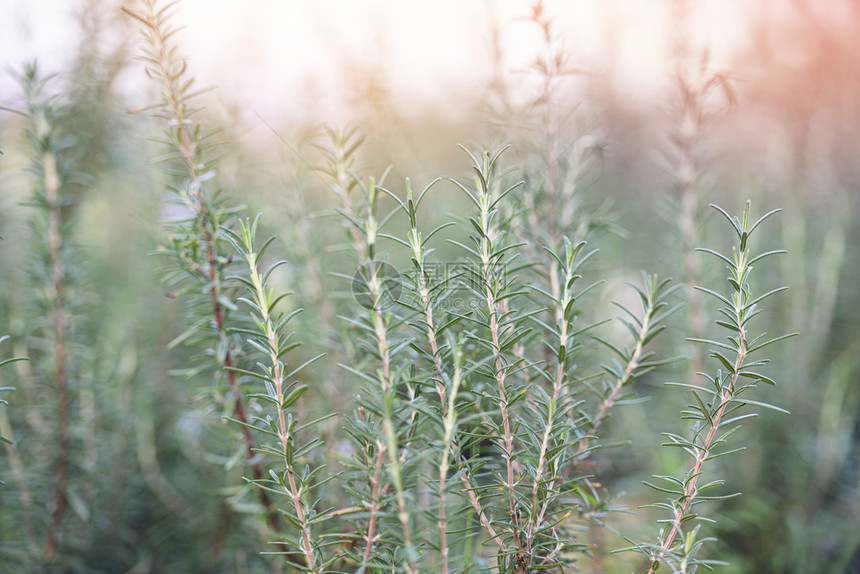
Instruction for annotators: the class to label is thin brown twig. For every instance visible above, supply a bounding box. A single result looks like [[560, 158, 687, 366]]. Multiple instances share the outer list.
[[42, 150, 68, 562], [485, 270, 524, 558], [362, 442, 387, 565]]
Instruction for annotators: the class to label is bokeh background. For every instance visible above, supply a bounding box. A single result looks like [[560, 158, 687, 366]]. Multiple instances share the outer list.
[[0, 0, 858, 572]]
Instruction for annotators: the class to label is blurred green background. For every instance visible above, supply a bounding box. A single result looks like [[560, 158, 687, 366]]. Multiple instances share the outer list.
[[0, 0, 858, 572]]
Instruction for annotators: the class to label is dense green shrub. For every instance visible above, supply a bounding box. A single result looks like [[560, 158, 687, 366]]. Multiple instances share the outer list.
[[113, 2, 796, 572], [3, 0, 858, 572]]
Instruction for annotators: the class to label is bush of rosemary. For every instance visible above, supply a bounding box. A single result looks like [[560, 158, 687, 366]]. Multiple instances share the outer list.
[[5, 0, 843, 571], [110, 2, 797, 572]]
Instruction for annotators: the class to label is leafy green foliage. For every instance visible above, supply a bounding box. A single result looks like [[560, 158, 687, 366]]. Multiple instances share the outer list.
[[123, 0, 289, 541], [3, 0, 841, 572], [225, 216, 331, 571], [117, 3, 797, 571], [304, 136, 689, 572], [622, 202, 797, 573]]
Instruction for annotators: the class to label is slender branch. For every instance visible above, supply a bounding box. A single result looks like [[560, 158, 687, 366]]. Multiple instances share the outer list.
[[405, 183, 496, 567], [244, 243, 318, 571], [42, 149, 68, 563], [647, 308, 747, 573], [373, 304, 418, 574], [408, 213, 454, 570], [127, 0, 279, 532], [528, 360, 564, 545], [361, 442, 387, 566], [640, 203, 790, 572], [485, 251, 523, 555], [528, 247, 579, 554], [417, 276, 453, 572], [457, 451, 507, 554]]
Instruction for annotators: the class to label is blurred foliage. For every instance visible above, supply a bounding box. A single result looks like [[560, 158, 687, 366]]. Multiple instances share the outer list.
[[0, 0, 858, 572]]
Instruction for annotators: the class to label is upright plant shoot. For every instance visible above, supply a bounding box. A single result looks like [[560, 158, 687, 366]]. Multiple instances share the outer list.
[[627, 202, 795, 573]]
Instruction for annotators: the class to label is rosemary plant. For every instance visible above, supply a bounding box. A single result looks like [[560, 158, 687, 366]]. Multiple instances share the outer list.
[[121, 2, 794, 572], [8, 64, 85, 563], [225, 216, 331, 572], [625, 202, 796, 573], [123, 0, 285, 535], [318, 140, 681, 572], [1, 31, 129, 564]]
